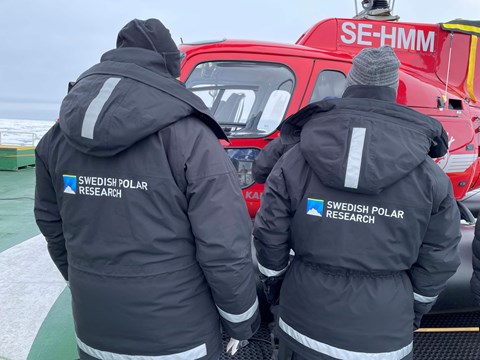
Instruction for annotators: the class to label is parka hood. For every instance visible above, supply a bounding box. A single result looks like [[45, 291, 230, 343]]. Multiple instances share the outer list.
[[281, 86, 448, 195], [116, 18, 181, 77], [59, 48, 227, 157]]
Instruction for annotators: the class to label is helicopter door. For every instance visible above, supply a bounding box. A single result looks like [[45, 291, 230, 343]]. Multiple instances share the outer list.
[[301, 60, 349, 107]]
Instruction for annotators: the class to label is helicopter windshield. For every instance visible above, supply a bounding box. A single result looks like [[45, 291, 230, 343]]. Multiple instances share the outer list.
[[185, 61, 295, 138]]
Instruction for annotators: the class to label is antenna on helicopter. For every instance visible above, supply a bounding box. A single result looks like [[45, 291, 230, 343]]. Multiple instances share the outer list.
[[354, 0, 400, 21]]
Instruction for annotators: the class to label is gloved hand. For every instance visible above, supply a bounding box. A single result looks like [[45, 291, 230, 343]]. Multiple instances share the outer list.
[[226, 338, 249, 356], [226, 338, 240, 356]]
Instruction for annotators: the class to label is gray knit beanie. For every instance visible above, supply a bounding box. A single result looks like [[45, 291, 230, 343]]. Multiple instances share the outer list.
[[345, 46, 400, 90]]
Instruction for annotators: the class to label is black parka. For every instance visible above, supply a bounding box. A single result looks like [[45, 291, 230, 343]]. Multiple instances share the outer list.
[[254, 86, 461, 360], [34, 46, 259, 360], [252, 137, 295, 184]]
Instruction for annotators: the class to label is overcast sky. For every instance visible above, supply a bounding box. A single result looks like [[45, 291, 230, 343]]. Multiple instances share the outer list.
[[1, 0, 478, 120]]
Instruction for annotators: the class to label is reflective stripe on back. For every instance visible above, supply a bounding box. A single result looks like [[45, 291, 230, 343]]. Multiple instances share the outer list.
[[76, 336, 207, 360], [344, 127, 366, 189], [279, 317, 412, 360], [81, 77, 122, 140]]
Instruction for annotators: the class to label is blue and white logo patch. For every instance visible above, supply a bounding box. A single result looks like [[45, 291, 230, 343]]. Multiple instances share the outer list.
[[306, 198, 324, 217], [63, 174, 77, 194]]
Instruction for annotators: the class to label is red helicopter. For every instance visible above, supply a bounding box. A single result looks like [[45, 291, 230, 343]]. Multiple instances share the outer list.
[[179, 0, 480, 311]]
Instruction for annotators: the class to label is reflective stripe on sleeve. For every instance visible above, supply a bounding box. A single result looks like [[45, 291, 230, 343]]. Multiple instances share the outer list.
[[81, 77, 122, 140], [344, 127, 366, 189], [414, 292, 438, 303], [216, 297, 259, 323], [279, 318, 412, 360], [257, 262, 288, 277], [76, 336, 207, 360]]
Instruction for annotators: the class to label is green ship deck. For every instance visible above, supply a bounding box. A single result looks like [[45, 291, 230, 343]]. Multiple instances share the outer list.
[[0, 167, 77, 360]]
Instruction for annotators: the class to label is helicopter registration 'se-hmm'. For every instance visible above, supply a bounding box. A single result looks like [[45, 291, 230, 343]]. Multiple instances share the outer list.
[[179, 0, 480, 312]]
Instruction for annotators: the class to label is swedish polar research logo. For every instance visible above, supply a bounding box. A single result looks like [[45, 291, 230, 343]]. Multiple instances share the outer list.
[[306, 198, 324, 217], [63, 174, 77, 194]]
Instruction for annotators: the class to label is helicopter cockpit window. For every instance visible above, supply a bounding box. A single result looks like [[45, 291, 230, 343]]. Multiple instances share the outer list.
[[309, 70, 346, 103], [257, 90, 290, 134], [186, 61, 295, 138]]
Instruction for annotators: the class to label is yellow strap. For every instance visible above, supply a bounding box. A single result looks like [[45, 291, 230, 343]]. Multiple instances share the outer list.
[[442, 23, 480, 35], [467, 35, 478, 103]]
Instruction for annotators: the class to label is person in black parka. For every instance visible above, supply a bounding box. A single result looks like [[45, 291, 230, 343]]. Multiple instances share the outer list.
[[252, 133, 294, 184], [34, 19, 259, 360], [254, 46, 461, 360], [252, 97, 337, 185]]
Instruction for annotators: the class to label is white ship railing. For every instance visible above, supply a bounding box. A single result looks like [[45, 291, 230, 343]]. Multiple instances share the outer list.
[[0, 131, 38, 146]]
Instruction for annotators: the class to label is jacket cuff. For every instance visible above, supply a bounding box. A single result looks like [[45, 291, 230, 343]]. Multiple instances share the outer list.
[[413, 292, 438, 329], [217, 298, 261, 340], [257, 261, 288, 277]]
